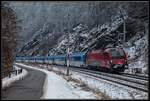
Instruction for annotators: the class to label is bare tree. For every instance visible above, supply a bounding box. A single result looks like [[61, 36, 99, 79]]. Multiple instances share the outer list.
[[1, 2, 21, 77]]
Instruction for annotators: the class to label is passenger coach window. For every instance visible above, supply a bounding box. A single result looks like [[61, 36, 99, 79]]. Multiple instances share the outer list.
[[74, 56, 81, 61]]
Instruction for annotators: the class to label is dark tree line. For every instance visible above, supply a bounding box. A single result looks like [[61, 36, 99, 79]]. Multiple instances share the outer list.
[[1, 2, 21, 77]]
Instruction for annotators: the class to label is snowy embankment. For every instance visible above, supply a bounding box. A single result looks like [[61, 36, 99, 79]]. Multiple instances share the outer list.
[[44, 65, 148, 99], [41, 71, 97, 99], [15, 63, 101, 99], [2, 66, 28, 89]]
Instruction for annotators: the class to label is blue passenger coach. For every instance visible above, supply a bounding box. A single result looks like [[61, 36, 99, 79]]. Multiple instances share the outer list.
[[53, 55, 66, 65], [16, 52, 87, 68], [47, 56, 54, 64], [69, 52, 86, 67]]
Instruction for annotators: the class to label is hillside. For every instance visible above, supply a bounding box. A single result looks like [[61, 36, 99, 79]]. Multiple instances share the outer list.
[[10, 2, 148, 74]]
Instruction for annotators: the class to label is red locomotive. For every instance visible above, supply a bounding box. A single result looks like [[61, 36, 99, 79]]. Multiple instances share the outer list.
[[86, 47, 128, 72]]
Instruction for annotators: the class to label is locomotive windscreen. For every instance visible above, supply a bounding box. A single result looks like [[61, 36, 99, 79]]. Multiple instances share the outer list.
[[111, 49, 125, 59]]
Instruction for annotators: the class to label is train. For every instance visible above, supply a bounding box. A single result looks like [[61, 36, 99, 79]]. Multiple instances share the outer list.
[[16, 47, 128, 72]]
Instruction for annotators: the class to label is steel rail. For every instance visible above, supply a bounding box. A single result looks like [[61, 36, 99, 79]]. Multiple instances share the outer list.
[[70, 68, 148, 92]]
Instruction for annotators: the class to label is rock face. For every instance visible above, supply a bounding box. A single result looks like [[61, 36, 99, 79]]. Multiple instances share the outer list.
[[11, 2, 148, 73], [18, 23, 62, 56]]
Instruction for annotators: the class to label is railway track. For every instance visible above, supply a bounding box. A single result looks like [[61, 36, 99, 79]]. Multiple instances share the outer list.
[[37, 63, 148, 92], [70, 66, 148, 82], [69, 67, 148, 92], [121, 73, 148, 81]]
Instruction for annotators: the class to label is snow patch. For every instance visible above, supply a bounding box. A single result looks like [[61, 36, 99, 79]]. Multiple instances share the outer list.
[[2, 66, 28, 89], [47, 65, 148, 99]]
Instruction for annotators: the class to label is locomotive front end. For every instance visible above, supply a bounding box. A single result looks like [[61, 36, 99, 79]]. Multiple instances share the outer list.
[[108, 48, 128, 72]]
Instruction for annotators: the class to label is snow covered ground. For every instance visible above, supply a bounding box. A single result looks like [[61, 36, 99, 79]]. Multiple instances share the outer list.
[[15, 63, 102, 99], [41, 71, 98, 99], [2, 66, 28, 89], [15, 63, 148, 99], [43, 65, 148, 99]]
